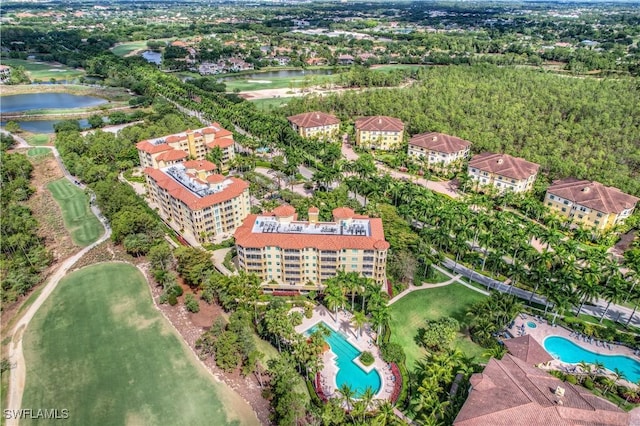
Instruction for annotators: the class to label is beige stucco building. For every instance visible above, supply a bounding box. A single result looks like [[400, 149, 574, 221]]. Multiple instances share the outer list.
[[408, 132, 471, 170], [287, 111, 340, 139], [234, 206, 389, 291], [544, 178, 638, 231], [354, 116, 404, 150], [468, 152, 539, 194]]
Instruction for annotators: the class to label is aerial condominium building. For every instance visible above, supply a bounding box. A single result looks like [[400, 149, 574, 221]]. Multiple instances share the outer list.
[[143, 160, 250, 244], [354, 116, 404, 150], [544, 178, 638, 231], [287, 111, 340, 139], [234, 206, 390, 291], [408, 132, 471, 170], [468, 152, 540, 194], [136, 124, 235, 170]]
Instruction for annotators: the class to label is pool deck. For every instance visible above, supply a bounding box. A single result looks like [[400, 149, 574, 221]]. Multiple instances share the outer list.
[[508, 313, 639, 385], [294, 304, 394, 404]]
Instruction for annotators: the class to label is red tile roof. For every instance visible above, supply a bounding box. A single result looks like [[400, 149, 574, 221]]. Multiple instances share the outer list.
[[287, 111, 340, 128], [454, 354, 628, 426], [332, 207, 355, 219], [409, 132, 471, 153], [166, 134, 187, 143], [207, 138, 234, 149], [469, 152, 540, 180], [156, 149, 188, 162], [206, 174, 225, 184], [183, 160, 216, 172], [503, 335, 553, 365], [136, 140, 173, 154], [234, 214, 390, 251], [272, 205, 297, 217], [355, 116, 404, 132], [144, 167, 248, 210], [547, 178, 638, 214]]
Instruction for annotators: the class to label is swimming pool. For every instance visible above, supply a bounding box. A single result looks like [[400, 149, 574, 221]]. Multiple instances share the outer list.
[[527, 321, 537, 328], [307, 323, 381, 396], [544, 336, 640, 382]]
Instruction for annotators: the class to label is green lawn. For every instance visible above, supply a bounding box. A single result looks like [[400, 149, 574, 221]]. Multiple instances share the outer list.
[[110, 40, 150, 56], [27, 147, 51, 158], [22, 263, 257, 426], [225, 74, 336, 92], [250, 97, 293, 110], [389, 284, 488, 369], [372, 64, 426, 72], [46, 178, 103, 246], [0, 59, 84, 81], [25, 134, 50, 146]]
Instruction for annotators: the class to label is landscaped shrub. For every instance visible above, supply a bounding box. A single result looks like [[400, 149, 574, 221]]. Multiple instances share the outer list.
[[360, 351, 374, 366], [381, 342, 406, 364], [185, 293, 200, 313], [306, 379, 322, 407], [583, 378, 595, 390], [168, 293, 178, 306], [169, 285, 183, 297], [565, 374, 577, 385], [304, 305, 313, 319]]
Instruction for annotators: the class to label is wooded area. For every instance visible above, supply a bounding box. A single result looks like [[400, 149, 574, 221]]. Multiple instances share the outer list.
[[285, 65, 640, 196]]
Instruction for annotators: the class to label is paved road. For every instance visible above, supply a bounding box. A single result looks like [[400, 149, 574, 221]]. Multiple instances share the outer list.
[[3, 130, 112, 426], [441, 258, 640, 328]]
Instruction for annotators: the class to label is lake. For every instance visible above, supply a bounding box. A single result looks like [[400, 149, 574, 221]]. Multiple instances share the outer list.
[[141, 50, 162, 65], [220, 69, 334, 81], [1, 119, 91, 133], [0, 93, 107, 113]]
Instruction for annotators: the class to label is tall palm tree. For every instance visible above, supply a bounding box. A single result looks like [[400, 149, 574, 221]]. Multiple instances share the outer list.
[[339, 383, 356, 413], [599, 271, 626, 324], [352, 311, 367, 339], [325, 280, 346, 323], [373, 401, 398, 426], [359, 386, 376, 419]]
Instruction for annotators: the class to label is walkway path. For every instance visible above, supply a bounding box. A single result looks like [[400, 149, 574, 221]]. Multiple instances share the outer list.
[[340, 142, 460, 199], [388, 266, 489, 306], [3, 130, 111, 426], [211, 248, 236, 276]]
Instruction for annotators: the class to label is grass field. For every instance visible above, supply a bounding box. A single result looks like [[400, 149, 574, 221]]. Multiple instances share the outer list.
[[46, 178, 103, 246], [389, 284, 488, 369], [0, 59, 84, 81], [26, 147, 51, 158], [110, 40, 150, 57], [22, 263, 257, 426], [250, 97, 293, 110], [225, 74, 336, 92], [25, 134, 50, 146]]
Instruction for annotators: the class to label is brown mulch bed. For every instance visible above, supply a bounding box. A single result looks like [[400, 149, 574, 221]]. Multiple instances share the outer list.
[[141, 265, 272, 425]]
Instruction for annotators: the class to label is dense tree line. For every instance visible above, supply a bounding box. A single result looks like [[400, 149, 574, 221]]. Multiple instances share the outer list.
[[285, 64, 640, 196], [0, 135, 51, 303]]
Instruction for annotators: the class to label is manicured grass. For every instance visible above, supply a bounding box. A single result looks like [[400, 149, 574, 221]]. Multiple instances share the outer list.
[[372, 64, 425, 72], [389, 284, 488, 369], [225, 74, 336, 92], [110, 40, 150, 56], [25, 134, 50, 146], [0, 59, 84, 81], [46, 178, 103, 246], [250, 97, 293, 110], [22, 263, 257, 426], [27, 147, 51, 158]]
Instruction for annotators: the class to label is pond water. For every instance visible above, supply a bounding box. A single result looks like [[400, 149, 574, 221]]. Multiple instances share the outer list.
[[1, 119, 91, 133], [220, 68, 334, 80], [0, 93, 107, 113], [141, 50, 162, 65]]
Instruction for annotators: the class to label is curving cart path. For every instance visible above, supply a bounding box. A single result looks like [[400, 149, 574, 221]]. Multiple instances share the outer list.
[[2, 130, 111, 426]]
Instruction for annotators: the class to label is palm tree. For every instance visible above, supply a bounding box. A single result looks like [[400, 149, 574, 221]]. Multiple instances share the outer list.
[[599, 271, 626, 324], [483, 345, 508, 359], [371, 304, 390, 344], [359, 386, 376, 419], [339, 383, 356, 413], [604, 369, 626, 395], [352, 311, 367, 339], [325, 280, 346, 323], [372, 401, 398, 426]]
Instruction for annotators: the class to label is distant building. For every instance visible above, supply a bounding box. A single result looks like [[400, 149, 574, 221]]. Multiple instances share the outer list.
[[544, 178, 638, 231], [234, 206, 389, 290], [144, 161, 250, 244], [468, 152, 539, 194], [354, 116, 404, 150], [454, 354, 628, 426], [136, 124, 235, 171], [408, 132, 471, 171], [287, 111, 340, 139], [337, 54, 355, 65]]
